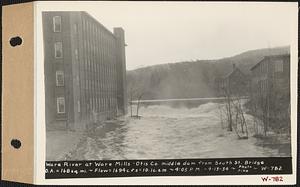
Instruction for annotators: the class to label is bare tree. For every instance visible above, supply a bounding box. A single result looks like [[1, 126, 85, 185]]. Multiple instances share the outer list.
[[217, 101, 226, 129], [129, 87, 133, 117], [249, 82, 272, 137], [248, 96, 260, 136], [217, 77, 249, 139], [135, 92, 144, 119], [128, 84, 144, 119], [232, 95, 248, 139], [222, 87, 233, 131]]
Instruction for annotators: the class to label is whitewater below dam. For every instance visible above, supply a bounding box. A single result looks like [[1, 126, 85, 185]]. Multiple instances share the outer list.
[[65, 102, 290, 160]]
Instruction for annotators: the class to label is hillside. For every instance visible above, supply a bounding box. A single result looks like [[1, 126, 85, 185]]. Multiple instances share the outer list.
[[127, 46, 290, 100], [214, 46, 290, 76]]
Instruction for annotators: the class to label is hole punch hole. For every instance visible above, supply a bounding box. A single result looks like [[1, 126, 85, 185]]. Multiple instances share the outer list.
[[10, 36, 22, 47], [11, 139, 21, 149]]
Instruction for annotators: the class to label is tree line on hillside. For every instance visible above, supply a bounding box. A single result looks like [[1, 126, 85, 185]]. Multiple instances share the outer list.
[[127, 46, 289, 101]]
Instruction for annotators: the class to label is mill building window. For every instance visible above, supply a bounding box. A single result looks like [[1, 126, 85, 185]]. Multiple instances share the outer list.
[[274, 60, 284, 72], [54, 42, 63, 58], [53, 16, 61, 32], [73, 23, 78, 34], [56, 97, 65, 114], [75, 49, 79, 60], [77, 100, 81, 113], [56, 71, 64, 86]]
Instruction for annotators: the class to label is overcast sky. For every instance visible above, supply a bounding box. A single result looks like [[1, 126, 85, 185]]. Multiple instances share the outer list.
[[38, 1, 297, 70]]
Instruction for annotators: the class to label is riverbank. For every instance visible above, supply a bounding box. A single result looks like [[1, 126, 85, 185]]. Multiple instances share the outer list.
[[46, 130, 85, 161], [63, 118, 127, 160]]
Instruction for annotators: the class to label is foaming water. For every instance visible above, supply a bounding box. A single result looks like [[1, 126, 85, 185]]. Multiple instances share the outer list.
[[77, 102, 284, 160], [137, 102, 220, 119]]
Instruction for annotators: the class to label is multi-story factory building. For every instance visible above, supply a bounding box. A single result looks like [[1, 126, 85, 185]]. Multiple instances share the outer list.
[[249, 54, 290, 130], [250, 54, 290, 98], [42, 11, 127, 131]]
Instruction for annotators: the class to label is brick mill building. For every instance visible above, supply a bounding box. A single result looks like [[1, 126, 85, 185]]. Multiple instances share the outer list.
[[42, 12, 127, 131]]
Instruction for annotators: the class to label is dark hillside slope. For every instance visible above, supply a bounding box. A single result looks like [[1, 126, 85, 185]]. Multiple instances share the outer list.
[[127, 46, 289, 100]]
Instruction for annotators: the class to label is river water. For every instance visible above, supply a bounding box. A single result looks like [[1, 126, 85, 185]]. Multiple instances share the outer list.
[[69, 102, 289, 160]]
